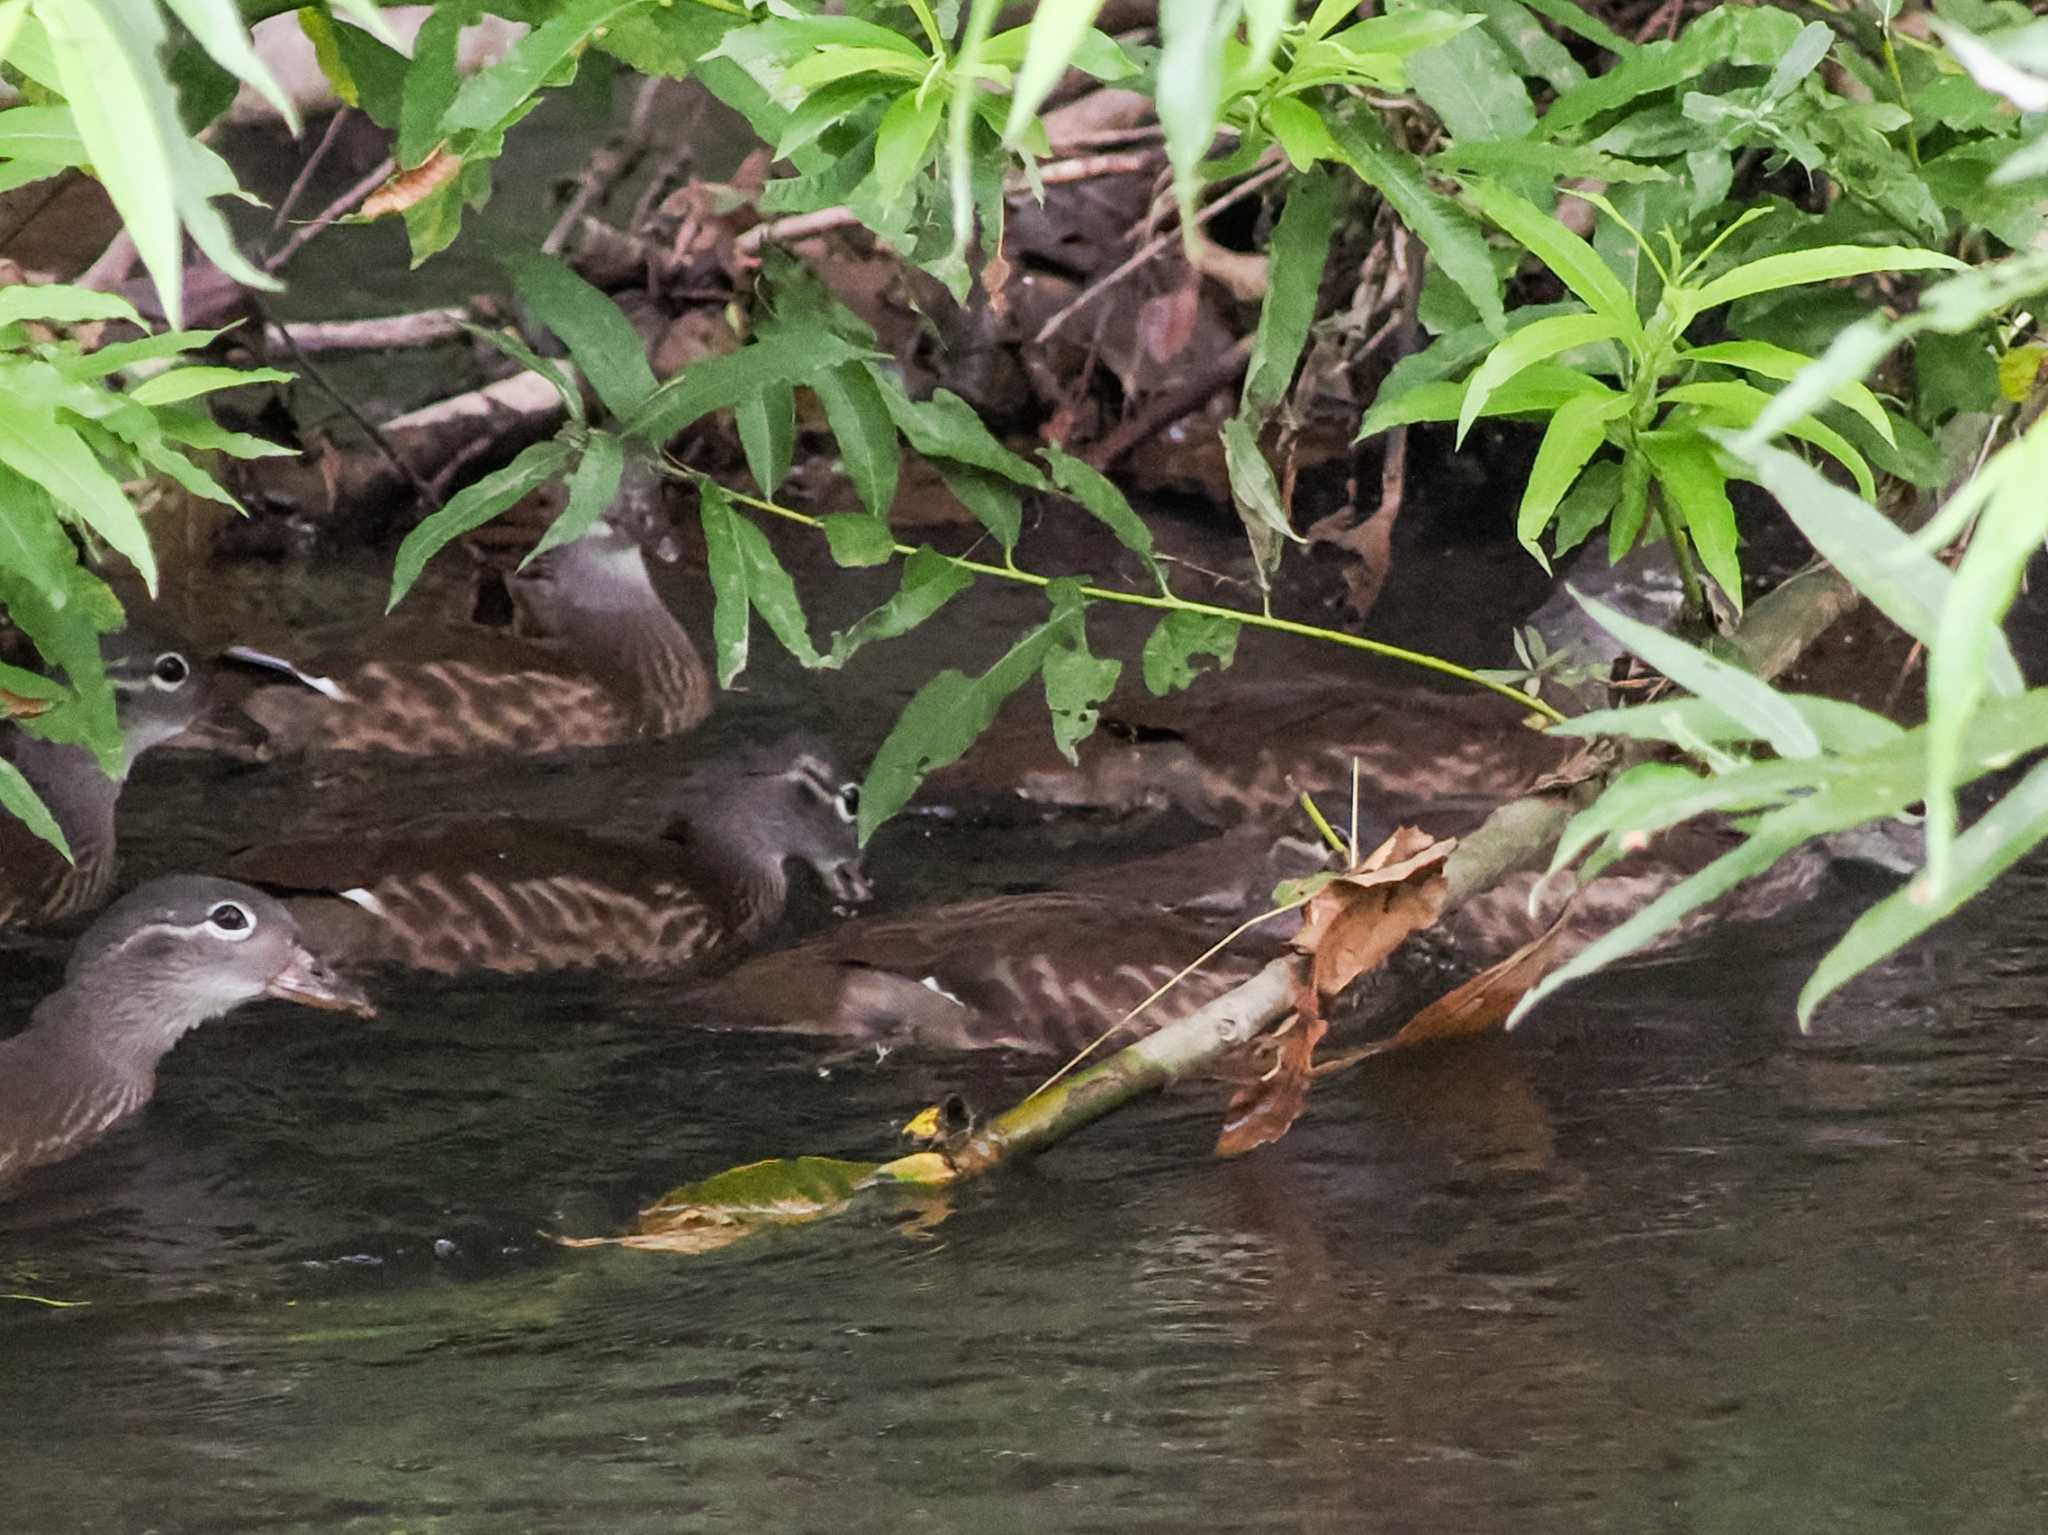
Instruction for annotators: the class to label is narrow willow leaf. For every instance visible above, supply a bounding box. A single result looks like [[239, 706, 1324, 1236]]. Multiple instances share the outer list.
[[506, 252, 657, 422], [1663, 381, 1875, 500], [1156, 0, 1239, 237], [1763, 20, 1833, 101], [1738, 438, 2022, 696], [1432, 139, 1667, 184], [1516, 392, 1626, 559], [136, 440, 237, 507], [1242, 167, 1335, 423], [1458, 311, 1625, 445], [1797, 757, 2048, 1029], [1639, 429, 1740, 609], [443, 0, 638, 132], [1221, 415, 1292, 588], [631, 331, 870, 443], [1043, 622, 1120, 763], [1730, 316, 1897, 457], [525, 431, 625, 566], [1142, 608, 1239, 694], [388, 438, 573, 609], [0, 405, 155, 591], [1573, 589, 1821, 758], [59, 327, 227, 380], [1001, 0, 1106, 142], [0, 285, 140, 329], [822, 512, 896, 567], [1404, 11, 1535, 147], [870, 86, 944, 207], [698, 479, 752, 686], [152, 405, 294, 459], [1679, 340, 1895, 446], [1463, 177, 1641, 343], [1512, 0, 1630, 54], [877, 381, 1047, 488], [462, 320, 583, 421], [1264, 95, 1337, 170], [163, 0, 299, 130], [1552, 456, 1619, 556], [0, 466, 70, 601], [1686, 245, 1967, 316], [1328, 116, 1504, 335], [933, 463, 1022, 555], [1360, 365, 1619, 438], [813, 361, 899, 518], [1042, 443, 1166, 591], [1553, 693, 1905, 754], [1546, 761, 1707, 873], [42, 0, 181, 327], [858, 607, 1074, 840], [0, 559, 124, 774], [735, 381, 795, 495], [127, 366, 293, 406], [1924, 423, 2048, 891], [826, 545, 974, 666], [0, 754, 68, 860]]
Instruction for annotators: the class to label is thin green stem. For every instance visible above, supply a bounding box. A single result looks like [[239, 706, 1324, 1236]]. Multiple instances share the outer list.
[[712, 482, 1570, 725], [1649, 481, 1708, 620], [1880, 25, 1921, 167]]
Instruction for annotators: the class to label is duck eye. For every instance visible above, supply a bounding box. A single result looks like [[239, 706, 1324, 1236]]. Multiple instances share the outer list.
[[153, 652, 190, 689], [207, 901, 253, 936], [835, 783, 860, 822]]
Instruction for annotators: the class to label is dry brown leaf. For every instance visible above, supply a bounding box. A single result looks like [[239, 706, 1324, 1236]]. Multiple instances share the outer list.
[[0, 690, 50, 720], [1388, 906, 1575, 1048], [362, 149, 462, 220], [1136, 278, 1200, 363], [1217, 827, 1452, 1157]]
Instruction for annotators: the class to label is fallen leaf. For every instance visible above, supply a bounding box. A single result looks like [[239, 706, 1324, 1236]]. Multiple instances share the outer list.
[[1136, 277, 1200, 363], [362, 149, 462, 219], [1217, 826, 1452, 1156], [0, 690, 50, 719]]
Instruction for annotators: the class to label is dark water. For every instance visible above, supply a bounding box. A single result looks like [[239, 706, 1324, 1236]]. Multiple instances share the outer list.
[[7, 544, 2048, 1534]]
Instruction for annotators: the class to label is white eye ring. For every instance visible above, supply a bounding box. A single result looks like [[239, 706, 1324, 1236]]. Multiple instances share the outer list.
[[207, 901, 255, 939], [152, 652, 191, 690], [835, 783, 860, 823]]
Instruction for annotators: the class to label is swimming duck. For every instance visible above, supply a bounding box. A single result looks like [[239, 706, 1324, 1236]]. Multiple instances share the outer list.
[[0, 876, 373, 1182], [225, 739, 872, 976], [1, 627, 218, 930], [237, 470, 711, 756]]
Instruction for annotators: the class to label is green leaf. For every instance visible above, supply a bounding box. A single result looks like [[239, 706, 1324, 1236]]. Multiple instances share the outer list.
[[163, 0, 299, 131], [1432, 138, 1667, 184], [869, 84, 945, 207], [1573, 589, 1822, 759], [1608, 448, 1651, 561], [0, 402, 154, 592], [388, 438, 573, 609], [877, 380, 1046, 489], [462, 320, 583, 422], [329, 16, 409, 128], [126, 365, 292, 406], [1662, 380, 1875, 500], [1738, 438, 2022, 696], [1142, 608, 1240, 694], [1641, 429, 1741, 609], [1043, 621, 1120, 763], [505, 251, 656, 423], [1221, 414, 1293, 589], [1552, 456, 1618, 557], [152, 405, 293, 459], [1458, 311, 1625, 445], [1328, 116, 1504, 336], [1042, 443, 1166, 591], [1001, 0, 1107, 142], [0, 463, 72, 602], [1464, 178, 1641, 344], [826, 545, 974, 666], [630, 331, 870, 443], [1242, 166, 1335, 423], [398, 0, 468, 168], [1554, 692, 1905, 755], [1264, 95, 1338, 169], [1680, 340, 1894, 446], [822, 512, 896, 568], [1797, 758, 2048, 1028], [0, 753, 68, 860], [1156, 0, 1240, 238], [526, 431, 626, 566], [933, 462, 1022, 555], [858, 604, 1075, 840], [58, 326, 226, 381], [735, 381, 795, 495], [1511, 0, 1629, 55], [695, 479, 819, 685], [444, 0, 639, 133], [42, 0, 181, 328], [1686, 244, 1968, 318], [1516, 391, 1626, 559], [0, 284, 140, 330], [1403, 10, 1535, 149], [813, 361, 899, 519], [1359, 364, 1620, 437], [0, 555, 124, 774]]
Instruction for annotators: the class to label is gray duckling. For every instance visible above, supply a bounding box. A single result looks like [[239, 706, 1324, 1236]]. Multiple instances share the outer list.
[[0, 876, 375, 1181]]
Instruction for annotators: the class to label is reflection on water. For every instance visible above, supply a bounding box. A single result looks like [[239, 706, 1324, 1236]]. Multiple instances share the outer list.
[[9, 549, 2048, 1531]]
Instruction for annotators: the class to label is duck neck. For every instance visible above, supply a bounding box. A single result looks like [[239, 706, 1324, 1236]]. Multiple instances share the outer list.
[[6, 734, 123, 877], [669, 813, 790, 940], [546, 599, 709, 735]]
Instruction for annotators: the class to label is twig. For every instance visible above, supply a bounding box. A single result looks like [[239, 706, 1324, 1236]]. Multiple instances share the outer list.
[[264, 155, 393, 275], [542, 77, 670, 257], [253, 295, 442, 510], [1087, 333, 1256, 471], [1033, 159, 1286, 346], [261, 308, 470, 354], [269, 108, 353, 238]]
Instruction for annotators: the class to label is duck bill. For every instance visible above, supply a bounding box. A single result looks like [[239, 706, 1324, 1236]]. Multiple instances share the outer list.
[[266, 945, 377, 1019], [824, 860, 874, 907]]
